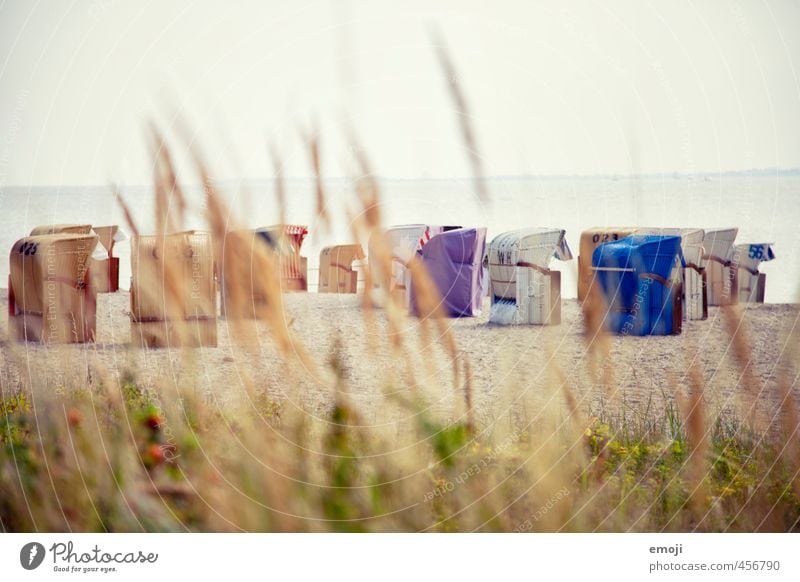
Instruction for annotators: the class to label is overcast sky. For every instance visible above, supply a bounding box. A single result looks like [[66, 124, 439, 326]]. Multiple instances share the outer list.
[[1, 0, 799, 185]]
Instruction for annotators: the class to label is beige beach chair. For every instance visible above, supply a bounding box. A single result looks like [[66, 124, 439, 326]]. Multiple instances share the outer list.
[[318, 244, 365, 294], [8, 233, 98, 342], [219, 228, 279, 318], [89, 225, 124, 293], [130, 231, 217, 347], [578, 227, 638, 302], [701, 228, 739, 306], [255, 225, 309, 291]]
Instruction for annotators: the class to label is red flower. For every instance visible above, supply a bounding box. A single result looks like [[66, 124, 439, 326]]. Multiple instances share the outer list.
[[144, 443, 165, 468], [67, 408, 82, 427], [144, 413, 162, 430]]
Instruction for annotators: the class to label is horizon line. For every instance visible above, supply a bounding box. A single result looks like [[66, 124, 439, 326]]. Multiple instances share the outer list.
[[4, 167, 799, 189]]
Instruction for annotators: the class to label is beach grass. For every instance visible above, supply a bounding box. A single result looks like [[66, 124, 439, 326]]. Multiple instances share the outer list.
[[1, 132, 798, 533], [1, 43, 798, 533]]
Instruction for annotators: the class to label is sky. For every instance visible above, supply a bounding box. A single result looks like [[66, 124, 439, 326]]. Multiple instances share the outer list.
[[0, 0, 799, 185]]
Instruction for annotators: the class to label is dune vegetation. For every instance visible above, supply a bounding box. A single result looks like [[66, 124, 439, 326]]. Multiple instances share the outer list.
[[1, 47, 798, 534]]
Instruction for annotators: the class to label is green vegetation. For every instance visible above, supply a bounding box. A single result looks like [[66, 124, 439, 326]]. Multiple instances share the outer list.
[[1, 374, 797, 532]]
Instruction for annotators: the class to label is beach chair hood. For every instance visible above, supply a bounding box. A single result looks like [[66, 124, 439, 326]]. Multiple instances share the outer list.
[[594, 235, 684, 278], [733, 243, 775, 274], [410, 227, 487, 317], [256, 224, 308, 254], [702, 228, 738, 265], [637, 227, 704, 266], [592, 235, 684, 335], [29, 224, 92, 236], [487, 228, 572, 291]]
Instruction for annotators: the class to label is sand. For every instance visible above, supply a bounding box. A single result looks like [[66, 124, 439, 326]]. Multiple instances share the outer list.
[[1, 289, 798, 431]]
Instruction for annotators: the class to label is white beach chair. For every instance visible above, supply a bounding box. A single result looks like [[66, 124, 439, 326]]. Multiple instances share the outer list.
[[369, 224, 448, 308], [487, 228, 573, 325], [701, 228, 739, 306], [732, 243, 775, 303]]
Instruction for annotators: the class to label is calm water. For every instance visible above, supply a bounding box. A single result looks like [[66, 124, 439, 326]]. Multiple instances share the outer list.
[[1, 176, 798, 302]]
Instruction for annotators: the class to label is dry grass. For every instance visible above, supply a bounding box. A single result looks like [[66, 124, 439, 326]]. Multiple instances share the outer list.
[[1, 46, 798, 534], [432, 29, 488, 204]]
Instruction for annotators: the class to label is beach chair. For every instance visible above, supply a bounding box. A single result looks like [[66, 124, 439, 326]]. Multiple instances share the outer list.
[[89, 225, 126, 293], [733, 243, 775, 303], [369, 224, 454, 307], [30, 224, 93, 236], [592, 235, 684, 335], [219, 229, 267, 318], [578, 227, 638, 302], [701, 228, 739, 306], [410, 227, 487, 317], [637, 228, 707, 321], [318, 244, 365, 294], [30, 224, 127, 293], [130, 231, 217, 347], [8, 233, 99, 342], [255, 224, 309, 291], [487, 228, 573, 325]]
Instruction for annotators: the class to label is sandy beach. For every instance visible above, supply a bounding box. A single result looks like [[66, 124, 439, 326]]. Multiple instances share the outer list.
[[1, 289, 797, 431]]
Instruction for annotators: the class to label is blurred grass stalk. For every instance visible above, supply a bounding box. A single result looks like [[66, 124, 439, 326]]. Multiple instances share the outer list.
[[1, 42, 799, 533]]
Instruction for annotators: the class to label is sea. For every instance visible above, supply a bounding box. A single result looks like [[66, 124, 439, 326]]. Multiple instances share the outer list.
[[1, 175, 798, 302]]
